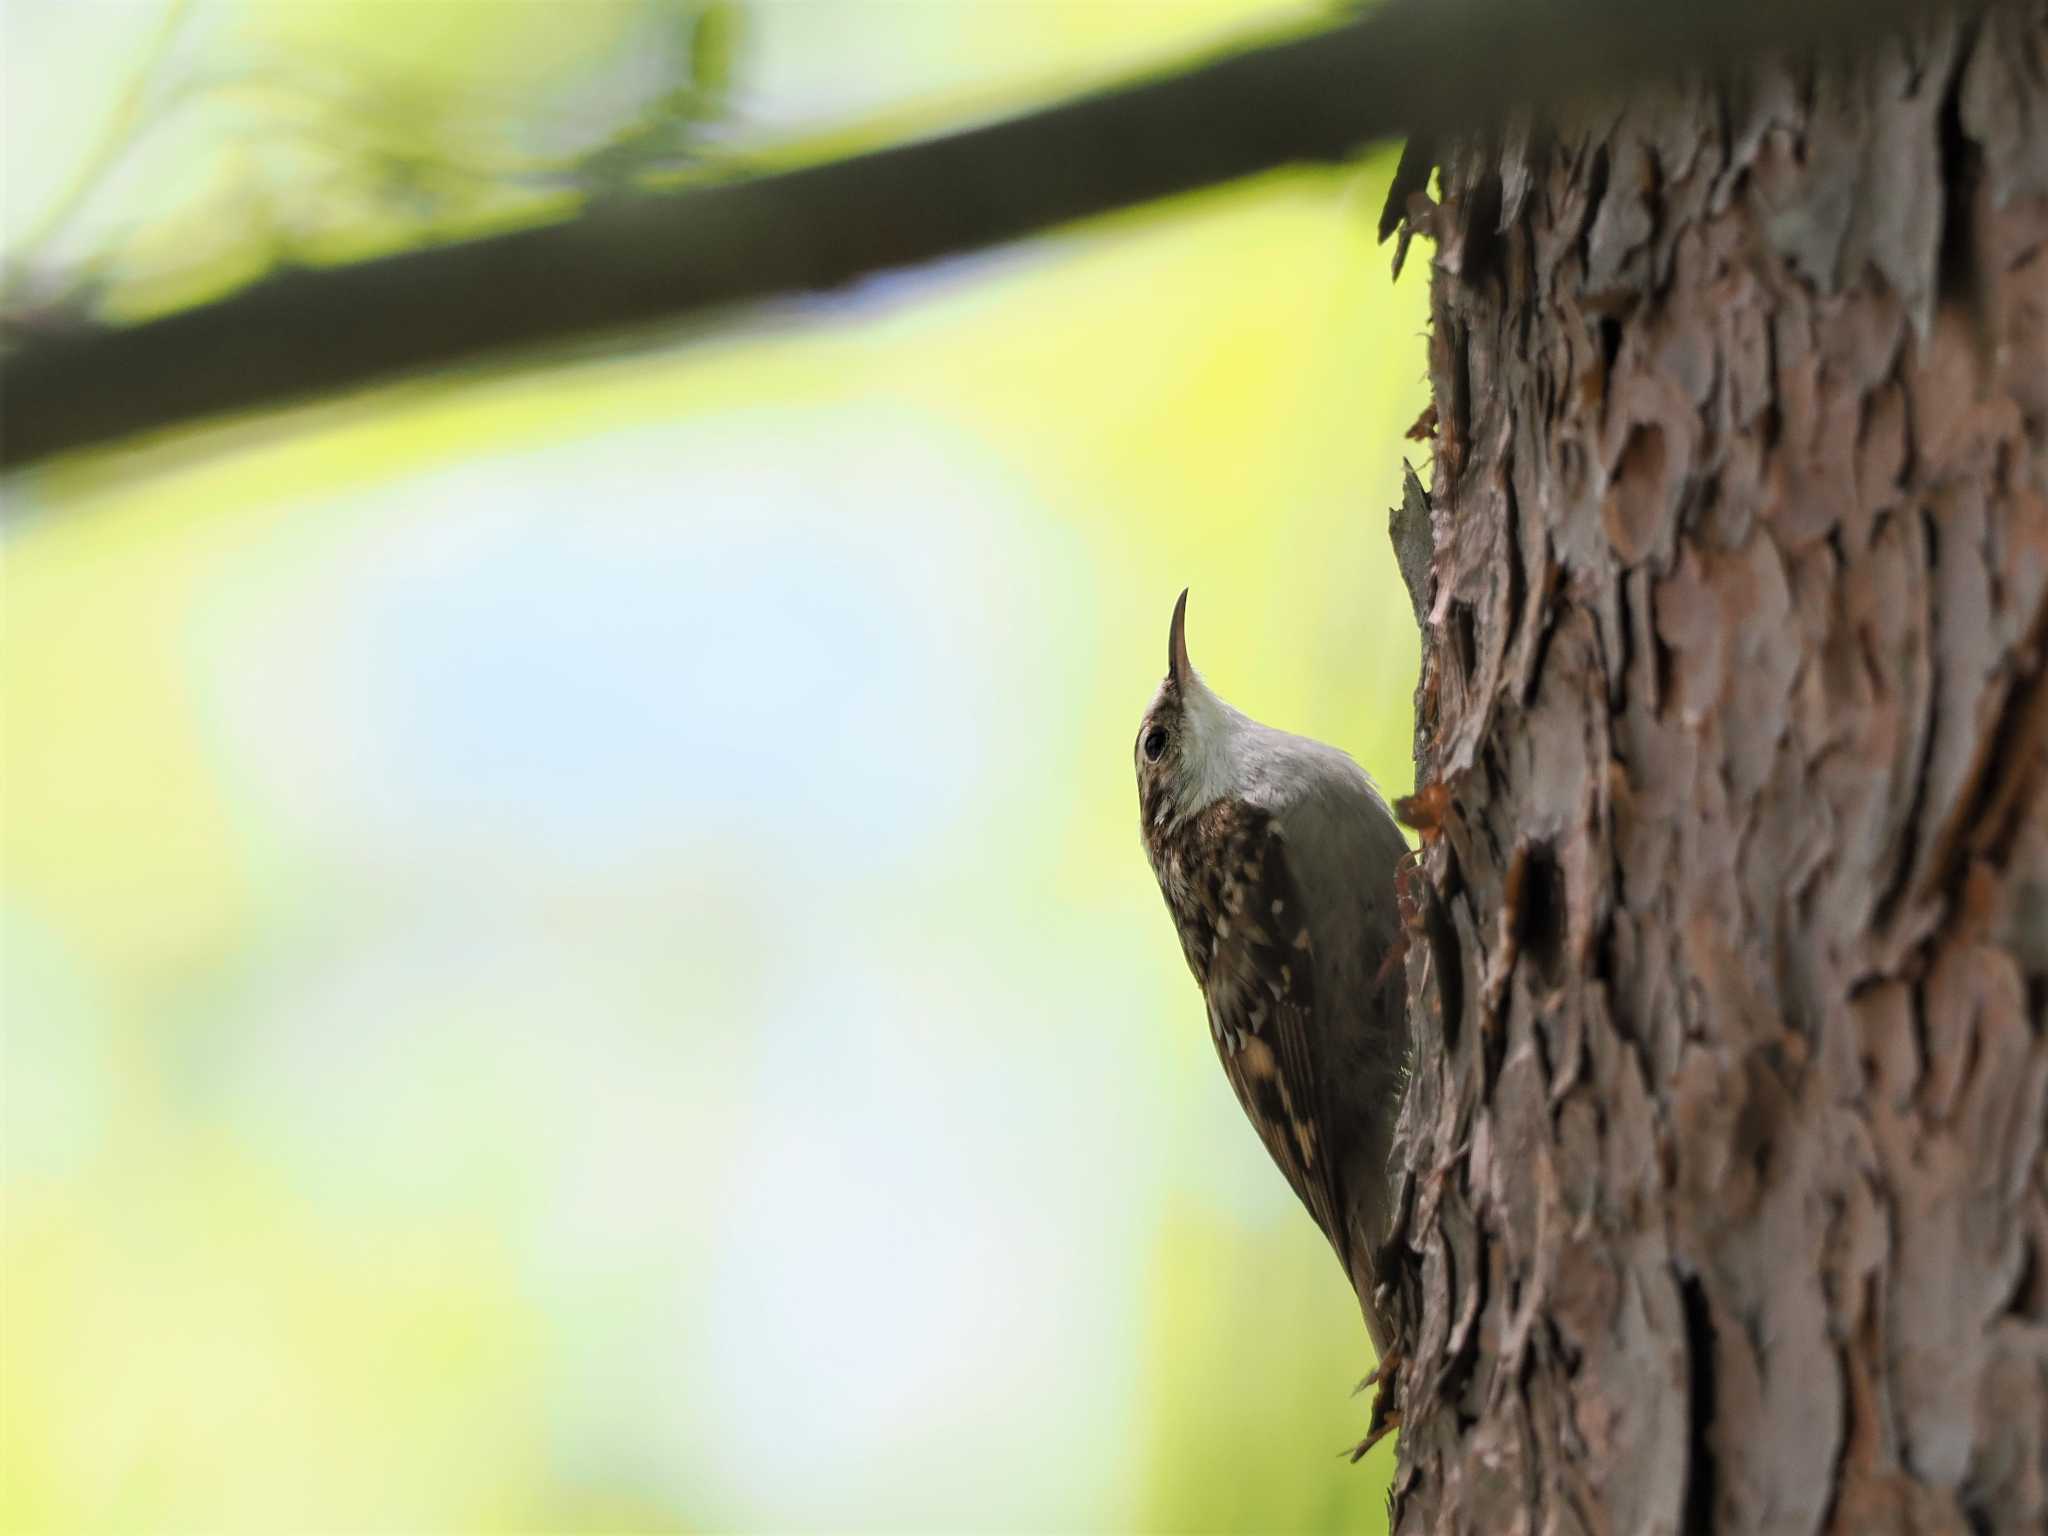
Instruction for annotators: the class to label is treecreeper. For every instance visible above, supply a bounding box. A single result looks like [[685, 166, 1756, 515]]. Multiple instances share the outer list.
[[1134, 589, 1410, 1425]]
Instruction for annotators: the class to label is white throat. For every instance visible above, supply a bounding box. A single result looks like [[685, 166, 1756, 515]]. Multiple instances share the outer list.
[[1166, 671, 1249, 823]]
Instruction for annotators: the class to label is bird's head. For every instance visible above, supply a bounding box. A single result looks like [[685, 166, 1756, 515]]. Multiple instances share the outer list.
[[1135, 589, 1250, 834]]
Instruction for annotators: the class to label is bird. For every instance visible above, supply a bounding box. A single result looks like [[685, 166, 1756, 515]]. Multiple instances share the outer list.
[[1135, 589, 1410, 1362]]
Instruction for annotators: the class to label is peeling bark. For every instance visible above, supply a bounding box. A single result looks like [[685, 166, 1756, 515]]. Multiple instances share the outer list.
[[1382, 6, 2048, 1533]]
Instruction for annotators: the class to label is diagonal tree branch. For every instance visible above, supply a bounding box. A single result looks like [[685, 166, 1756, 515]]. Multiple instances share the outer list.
[[0, 0, 1972, 471]]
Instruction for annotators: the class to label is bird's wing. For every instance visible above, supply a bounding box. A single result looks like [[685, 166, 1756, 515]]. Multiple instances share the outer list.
[[1201, 816, 1351, 1274]]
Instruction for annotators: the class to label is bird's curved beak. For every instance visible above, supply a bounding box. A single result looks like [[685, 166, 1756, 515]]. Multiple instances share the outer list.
[[1168, 587, 1192, 689]]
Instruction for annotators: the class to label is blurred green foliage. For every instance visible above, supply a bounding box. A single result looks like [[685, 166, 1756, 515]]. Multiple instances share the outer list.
[[2, 2, 1423, 1529]]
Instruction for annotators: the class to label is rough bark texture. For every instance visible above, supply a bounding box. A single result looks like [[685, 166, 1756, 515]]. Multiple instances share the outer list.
[[1383, 5, 2048, 1533]]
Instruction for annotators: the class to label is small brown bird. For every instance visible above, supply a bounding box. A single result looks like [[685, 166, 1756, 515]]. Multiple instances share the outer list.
[[1135, 590, 1409, 1357]]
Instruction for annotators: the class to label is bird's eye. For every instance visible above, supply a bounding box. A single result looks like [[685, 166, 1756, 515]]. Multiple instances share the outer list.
[[1143, 726, 1169, 762]]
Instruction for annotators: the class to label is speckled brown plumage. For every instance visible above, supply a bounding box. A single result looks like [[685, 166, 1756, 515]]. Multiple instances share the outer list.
[[1146, 798, 1347, 1260]]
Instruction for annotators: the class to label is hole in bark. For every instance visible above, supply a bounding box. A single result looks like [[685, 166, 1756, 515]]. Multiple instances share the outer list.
[[1935, 44, 1983, 314], [1453, 600, 1478, 679], [1464, 169, 1505, 288], [1595, 914, 1622, 985], [1421, 872, 1465, 1057], [1513, 841, 1567, 979], [1654, 628, 1677, 717], [1449, 318, 1474, 463], [1598, 315, 1623, 376], [1680, 1277, 1720, 1536]]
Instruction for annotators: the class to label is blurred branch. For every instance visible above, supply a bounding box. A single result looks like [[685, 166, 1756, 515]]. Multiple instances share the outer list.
[[0, 0, 1976, 471]]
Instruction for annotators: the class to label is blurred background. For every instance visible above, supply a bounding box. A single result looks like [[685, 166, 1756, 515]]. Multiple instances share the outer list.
[[2, 1, 1426, 1529]]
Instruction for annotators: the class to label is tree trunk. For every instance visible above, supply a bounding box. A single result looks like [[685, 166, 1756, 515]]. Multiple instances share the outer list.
[[1382, 5, 2048, 1532]]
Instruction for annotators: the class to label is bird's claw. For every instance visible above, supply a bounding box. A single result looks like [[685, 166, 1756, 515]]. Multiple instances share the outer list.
[[1353, 1343, 1404, 1395], [1346, 1345, 1405, 1460], [1346, 1406, 1400, 1463]]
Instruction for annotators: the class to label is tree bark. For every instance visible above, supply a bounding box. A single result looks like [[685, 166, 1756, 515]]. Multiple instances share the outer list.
[[1382, 4, 2048, 1532]]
